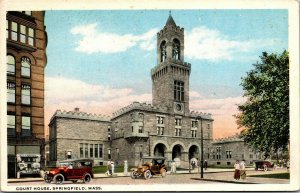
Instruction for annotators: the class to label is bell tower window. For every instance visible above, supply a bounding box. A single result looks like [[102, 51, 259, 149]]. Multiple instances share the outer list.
[[174, 80, 184, 101], [160, 41, 167, 62], [172, 39, 180, 60]]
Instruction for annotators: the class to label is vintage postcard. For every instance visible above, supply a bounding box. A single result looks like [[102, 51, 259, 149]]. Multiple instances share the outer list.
[[1, 0, 299, 191]]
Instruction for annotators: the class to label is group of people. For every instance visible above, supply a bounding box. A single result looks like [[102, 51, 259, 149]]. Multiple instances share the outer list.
[[234, 160, 246, 180]]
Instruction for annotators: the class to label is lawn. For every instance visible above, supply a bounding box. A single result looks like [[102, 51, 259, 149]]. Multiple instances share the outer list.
[[249, 172, 290, 179]]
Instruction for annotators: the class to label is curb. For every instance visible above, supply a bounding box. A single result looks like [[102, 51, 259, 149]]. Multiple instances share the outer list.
[[190, 177, 258, 184]]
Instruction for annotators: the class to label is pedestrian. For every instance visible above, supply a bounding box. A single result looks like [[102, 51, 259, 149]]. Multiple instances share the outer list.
[[191, 160, 195, 169], [234, 160, 240, 180], [111, 161, 115, 175], [171, 160, 176, 174], [204, 160, 208, 170], [107, 161, 112, 175], [286, 160, 290, 171], [240, 159, 246, 180]]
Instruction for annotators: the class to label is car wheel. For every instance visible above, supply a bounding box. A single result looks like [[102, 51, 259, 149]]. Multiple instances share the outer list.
[[54, 174, 64, 184], [130, 171, 137, 179], [71, 180, 78, 183], [263, 165, 268, 171], [160, 168, 167, 178], [144, 170, 151, 180], [83, 173, 92, 183], [44, 174, 52, 183]]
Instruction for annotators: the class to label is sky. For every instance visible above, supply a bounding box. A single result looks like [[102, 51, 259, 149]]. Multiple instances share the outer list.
[[44, 10, 288, 139]]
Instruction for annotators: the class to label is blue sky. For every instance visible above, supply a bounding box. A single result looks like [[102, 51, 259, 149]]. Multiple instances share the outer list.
[[44, 10, 288, 138]]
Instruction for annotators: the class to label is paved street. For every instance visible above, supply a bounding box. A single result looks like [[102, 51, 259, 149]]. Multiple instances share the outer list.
[[7, 168, 289, 186]]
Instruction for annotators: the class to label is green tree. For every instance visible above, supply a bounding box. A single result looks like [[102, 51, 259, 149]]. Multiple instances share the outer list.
[[236, 51, 289, 156]]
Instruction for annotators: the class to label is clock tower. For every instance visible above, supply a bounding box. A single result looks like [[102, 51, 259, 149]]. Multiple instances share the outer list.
[[151, 13, 191, 115]]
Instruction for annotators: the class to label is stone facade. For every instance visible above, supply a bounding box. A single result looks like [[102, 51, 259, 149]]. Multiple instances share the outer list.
[[48, 108, 111, 166], [48, 14, 214, 168], [210, 134, 260, 166], [6, 11, 47, 178], [110, 102, 213, 167]]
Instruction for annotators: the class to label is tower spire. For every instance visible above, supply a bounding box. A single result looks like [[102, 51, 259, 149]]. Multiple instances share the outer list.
[[165, 11, 176, 27]]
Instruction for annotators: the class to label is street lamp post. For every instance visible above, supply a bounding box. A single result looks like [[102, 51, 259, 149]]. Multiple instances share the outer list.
[[197, 116, 204, 179]]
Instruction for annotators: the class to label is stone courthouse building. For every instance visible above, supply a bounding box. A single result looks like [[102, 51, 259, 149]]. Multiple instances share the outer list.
[[48, 108, 111, 165], [210, 134, 260, 166], [6, 11, 47, 177], [49, 14, 214, 167]]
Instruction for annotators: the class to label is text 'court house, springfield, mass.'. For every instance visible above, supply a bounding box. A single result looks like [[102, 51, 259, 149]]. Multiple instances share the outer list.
[[49, 14, 214, 167]]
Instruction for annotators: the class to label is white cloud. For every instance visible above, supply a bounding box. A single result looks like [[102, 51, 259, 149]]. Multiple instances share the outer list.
[[71, 23, 157, 54], [44, 76, 152, 123], [185, 26, 277, 61], [189, 95, 247, 138], [190, 96, 246, 116], [189, 90, 202, 99]]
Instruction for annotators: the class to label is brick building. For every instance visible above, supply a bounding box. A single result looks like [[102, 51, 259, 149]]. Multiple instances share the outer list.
[[48, 108, 111, 165], [6, 11, 47, 178], [210, 134, 260, 166]]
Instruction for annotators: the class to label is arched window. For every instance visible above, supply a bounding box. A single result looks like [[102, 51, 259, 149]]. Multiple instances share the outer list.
[[160, 41, 167, 62], [7, 55, 15, 75], [172, 39, 180, 60], [21, 57, 31, 77]]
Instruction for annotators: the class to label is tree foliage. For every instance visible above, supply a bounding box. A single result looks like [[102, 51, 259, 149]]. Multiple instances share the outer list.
[[236, 51, 289, 155]]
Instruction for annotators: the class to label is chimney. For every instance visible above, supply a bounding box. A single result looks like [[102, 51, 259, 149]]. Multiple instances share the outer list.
[[74, 107, 80, 112]]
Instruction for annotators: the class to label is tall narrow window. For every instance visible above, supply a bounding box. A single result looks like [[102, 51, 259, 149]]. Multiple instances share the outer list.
[[85, 143, 88, 158], [80, 144, 83, 158], [160, 41, 167, 62], [20, 24, 26, 43], [7, 115, 16, 136], [11, 22, 18, 41], [21, 84, 31, 105], [172, 39, 180, 60], [7, 55, 15, 75], [21, 57, 31, 77], [174, 80, 184, 101], [28, 28, 34, 46], [99, 144, 103, 158], [90, 144, 93, 158], [7, 82, 15, 103], [21, 116, 31, 136], [94, 144, 98, 158]]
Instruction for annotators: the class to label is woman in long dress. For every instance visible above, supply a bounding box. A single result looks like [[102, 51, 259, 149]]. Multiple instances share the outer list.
[[234, 160, 240, 180]]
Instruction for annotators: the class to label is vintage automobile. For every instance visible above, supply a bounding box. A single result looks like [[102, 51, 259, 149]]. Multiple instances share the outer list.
[[130, 156, 167, 180], [254, 160, 275, 171], [44, 159, 94, 184]]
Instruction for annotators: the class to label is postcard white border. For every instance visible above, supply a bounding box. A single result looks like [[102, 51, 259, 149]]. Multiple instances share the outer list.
[[0, 0, 299, 191]]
